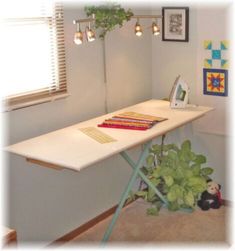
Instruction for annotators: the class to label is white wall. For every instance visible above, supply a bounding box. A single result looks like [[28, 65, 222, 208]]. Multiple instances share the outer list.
[[152, 5, 230, 200], [3, 4, 152, 246]]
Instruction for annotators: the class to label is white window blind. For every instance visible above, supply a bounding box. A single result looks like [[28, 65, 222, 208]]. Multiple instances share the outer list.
[[1, 1, 67, 111]]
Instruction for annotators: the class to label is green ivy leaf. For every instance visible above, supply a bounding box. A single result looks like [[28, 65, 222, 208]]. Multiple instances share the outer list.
[[146, 154, 154, 167], [150, 177, 161, 186], [201, 167, 214, 176], [135, 191, 147, 197], [85, 4, 134, 39], [167, 184, 182, 202], [163, 175, 174, 187], [194, 154, 207, 164], [183, 190, 195, 207], [189, 151, 196, 161], [181, 140, 191, 152], [152, 167, 161, 178], [191, 164, 201, 176], [186, 177, 207, 193], [168, 201, 180, 211], [167, 150, 177, 160], [147, 207, 159, 216], [184, 169, 194, 178], [167, 190, 177, 202], [147, 188, 156, 202], [150, 144, 161, 154]]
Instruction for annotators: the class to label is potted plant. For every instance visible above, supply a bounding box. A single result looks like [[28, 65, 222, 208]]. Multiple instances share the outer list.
[[134, 139, 214, 215], [85, 4, 133, 39]]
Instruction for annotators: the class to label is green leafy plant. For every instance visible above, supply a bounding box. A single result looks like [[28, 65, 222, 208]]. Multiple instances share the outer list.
[[85, 4, 133, 39], [135, 140, 214, 215]]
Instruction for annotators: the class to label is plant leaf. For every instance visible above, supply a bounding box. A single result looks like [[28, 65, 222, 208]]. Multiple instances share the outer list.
[[181, 140, 191, 152], [146, 154, 155, 167], [194, 154, 207, 164], [183, 190, 195, 207], [135, 191, 147, 197], [191, 164, 201, 176], [150, 144, 161, 154], [147, 188, 156, 202], [163, 175, 174, 187], [168, 201, 180, 211], [147, 207, 159, 216], [201, 167, 214, 176]]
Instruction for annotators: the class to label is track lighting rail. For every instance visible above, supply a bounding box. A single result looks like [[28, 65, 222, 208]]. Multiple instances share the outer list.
[[131, 15, 162, 19], [73, 17, 95, 24], [73, 13, 162, 44]]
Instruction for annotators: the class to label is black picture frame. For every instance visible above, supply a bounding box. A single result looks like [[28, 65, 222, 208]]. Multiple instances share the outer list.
[[162, 7, 189, 42]]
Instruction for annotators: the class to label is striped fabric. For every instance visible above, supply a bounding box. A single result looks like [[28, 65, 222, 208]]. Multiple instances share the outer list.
[[98, 112, 167, 131]]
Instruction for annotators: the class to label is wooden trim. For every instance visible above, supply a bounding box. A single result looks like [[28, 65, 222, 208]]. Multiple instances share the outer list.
[[222, 199, 232, 207], [48, 205, 117, 247], [47, 198, 134, 247], [2, 228, 17, 248], [26, 158, 64, 171]]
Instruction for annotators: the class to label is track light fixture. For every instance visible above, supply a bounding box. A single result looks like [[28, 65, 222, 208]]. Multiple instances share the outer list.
[[74, 23, 83, 45], [73, 14, 95, 45], [152, 21, 160, 36], [86, 22, 96, 42], [135, 18, 143, 36], [73, 13, 162, 44], [132, 15, 162, 37]]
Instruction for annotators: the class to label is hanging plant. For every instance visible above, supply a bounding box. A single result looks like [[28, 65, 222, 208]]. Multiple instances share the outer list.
[[85, 4, 133, 39], [133, 139, 214, 215]]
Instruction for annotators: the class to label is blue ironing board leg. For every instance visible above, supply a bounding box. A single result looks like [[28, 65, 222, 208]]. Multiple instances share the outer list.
[[120, 151, 168, 206], [102, 141, 152, 243]]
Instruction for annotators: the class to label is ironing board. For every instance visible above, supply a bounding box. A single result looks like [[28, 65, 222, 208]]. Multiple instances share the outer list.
[[5, 99, 213, 242]]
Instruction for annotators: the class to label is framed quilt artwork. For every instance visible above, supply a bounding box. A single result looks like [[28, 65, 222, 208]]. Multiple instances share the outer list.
[[203, 68, 228, 96], [203, 40, 229, 69]]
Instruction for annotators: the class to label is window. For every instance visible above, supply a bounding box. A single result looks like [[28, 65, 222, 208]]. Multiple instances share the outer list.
[[1, 1, 67, 111]]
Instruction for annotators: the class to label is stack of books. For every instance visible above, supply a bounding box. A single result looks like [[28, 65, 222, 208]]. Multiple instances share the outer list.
[[98, 112, 167, 131]]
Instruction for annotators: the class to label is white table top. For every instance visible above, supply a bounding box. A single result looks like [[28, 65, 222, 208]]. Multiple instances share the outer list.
[[5, 100, 213, 172]]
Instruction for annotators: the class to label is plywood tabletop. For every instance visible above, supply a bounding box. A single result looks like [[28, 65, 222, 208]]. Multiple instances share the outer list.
[[5, 100, 213, 172]]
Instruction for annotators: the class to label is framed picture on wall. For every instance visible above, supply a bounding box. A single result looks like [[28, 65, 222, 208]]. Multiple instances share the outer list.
[[203, 68, 228, 96], [162, 7, 189, 42]]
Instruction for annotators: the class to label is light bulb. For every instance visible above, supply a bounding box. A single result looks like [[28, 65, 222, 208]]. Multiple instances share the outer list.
[[135, 22, 142, 36], [74, 31, 83, 45], [86, 22, 96, 42], [152, 22, 160, 36], [86, 28, 96, 42]]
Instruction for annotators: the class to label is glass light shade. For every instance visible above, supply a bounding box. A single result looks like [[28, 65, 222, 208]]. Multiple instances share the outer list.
[[152, 22, 160, 36], [135, 22, 142, 36], [74, 31, 83, 45]]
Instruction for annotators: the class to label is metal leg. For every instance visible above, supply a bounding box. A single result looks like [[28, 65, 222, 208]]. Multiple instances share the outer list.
[[102, 141, 152, 243], [120, 151, 168, 205]]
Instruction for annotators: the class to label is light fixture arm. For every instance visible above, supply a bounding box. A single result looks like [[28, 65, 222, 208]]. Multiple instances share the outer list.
[[73, 13, 95, 25], [131, 15, 162, 19]]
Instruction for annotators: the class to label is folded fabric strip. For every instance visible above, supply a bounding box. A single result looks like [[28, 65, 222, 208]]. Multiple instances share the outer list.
[[97, 112, 167, 131], [98, 124, 148, 131]]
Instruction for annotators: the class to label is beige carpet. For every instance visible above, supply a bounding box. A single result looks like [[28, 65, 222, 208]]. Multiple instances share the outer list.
[[64, 199, 230, 247]]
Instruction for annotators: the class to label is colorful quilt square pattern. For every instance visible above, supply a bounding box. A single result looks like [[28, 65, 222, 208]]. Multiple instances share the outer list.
[[212, 50, 221, 60], [203, 68, 228, 96], [220, 40, 229, 50], [203, 40, 229, 69], [204, 40, 212, 50]]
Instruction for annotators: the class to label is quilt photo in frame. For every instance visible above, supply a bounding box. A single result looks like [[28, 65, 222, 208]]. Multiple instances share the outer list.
[[203, 68, 228, 96]]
